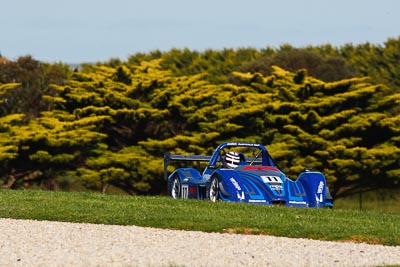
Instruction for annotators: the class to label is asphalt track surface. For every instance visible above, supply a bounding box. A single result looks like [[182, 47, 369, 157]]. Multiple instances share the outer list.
[[0, 218, 399, 267]]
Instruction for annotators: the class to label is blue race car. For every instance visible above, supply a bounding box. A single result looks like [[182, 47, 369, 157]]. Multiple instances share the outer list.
[[164, 142, 333, 208]]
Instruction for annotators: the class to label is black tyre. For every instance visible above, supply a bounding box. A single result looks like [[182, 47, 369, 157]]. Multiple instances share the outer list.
[[209, 176, 220, 202], [171, 176, 181, 199]]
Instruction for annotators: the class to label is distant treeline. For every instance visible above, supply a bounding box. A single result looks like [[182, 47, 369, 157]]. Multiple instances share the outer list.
[[0, 37, 399, 200]]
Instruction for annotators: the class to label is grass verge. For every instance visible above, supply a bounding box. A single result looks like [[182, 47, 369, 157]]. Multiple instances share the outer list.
[[0, 189, 399, 246]]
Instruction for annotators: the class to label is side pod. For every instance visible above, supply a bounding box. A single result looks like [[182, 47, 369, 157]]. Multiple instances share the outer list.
[[297, 170, 327, 208]]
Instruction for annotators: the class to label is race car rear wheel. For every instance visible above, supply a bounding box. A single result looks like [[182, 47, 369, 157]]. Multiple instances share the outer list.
[[171, 176, 181, 199], [209, 176, 220, 202]]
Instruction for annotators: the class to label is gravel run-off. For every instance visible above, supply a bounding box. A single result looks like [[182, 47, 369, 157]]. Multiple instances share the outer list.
[[0, 218, 399, 267]]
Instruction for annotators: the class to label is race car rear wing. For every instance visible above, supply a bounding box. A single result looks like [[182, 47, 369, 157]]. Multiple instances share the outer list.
[[163, 152, 211, 180], [163, 152, 264, 180]]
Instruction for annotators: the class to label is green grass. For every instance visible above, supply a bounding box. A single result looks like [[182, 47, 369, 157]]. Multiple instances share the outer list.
[[334, 189, 400, 213], [0, 189, 399, 246]]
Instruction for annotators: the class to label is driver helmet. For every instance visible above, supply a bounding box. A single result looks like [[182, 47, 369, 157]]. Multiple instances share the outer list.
[[225, 151, 240, 168]]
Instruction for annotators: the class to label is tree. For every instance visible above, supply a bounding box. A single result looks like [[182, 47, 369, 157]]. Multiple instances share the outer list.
[[238, 50, 356, 83], [1, 47, 399, 200], [0, 55, 70, 119]]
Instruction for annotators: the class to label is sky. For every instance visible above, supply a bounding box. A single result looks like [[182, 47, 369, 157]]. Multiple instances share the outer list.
[[1, 0, 399, 63]]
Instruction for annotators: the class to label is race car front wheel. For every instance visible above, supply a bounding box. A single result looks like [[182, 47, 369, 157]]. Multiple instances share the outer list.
[[171, 176, 181, 199], [209, 176, 220, 202]]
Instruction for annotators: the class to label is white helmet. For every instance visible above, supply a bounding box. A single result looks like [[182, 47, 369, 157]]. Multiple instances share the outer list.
[[225, 151, 240, 168]]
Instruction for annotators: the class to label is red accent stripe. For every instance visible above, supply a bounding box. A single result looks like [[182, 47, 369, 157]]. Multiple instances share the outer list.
[[242, 166, 279, 171]]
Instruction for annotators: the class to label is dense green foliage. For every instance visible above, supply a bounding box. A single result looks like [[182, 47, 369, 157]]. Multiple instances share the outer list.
[[0, 37, 399, 199], [0, 189, 399, 245]]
